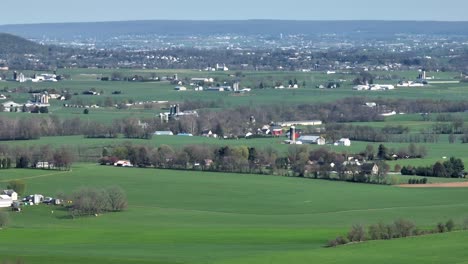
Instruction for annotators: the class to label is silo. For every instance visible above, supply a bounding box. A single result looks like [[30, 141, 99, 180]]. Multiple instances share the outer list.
[[290, 126, 296, 142]]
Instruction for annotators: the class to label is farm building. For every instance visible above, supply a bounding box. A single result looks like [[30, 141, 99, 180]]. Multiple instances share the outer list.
[[174, 86, 187, 91], [335, 138, 351, 146], [1, 190, 18, 201], [277, 120, 322, 127], [0, 195, 13, 208], [114, 160, 133, 167], [298, 136, 326, 145], [154, 131, 174, 136], [271, 127, 283, 136], [361, 163, 379, 175], [2, 101, 22, 112]]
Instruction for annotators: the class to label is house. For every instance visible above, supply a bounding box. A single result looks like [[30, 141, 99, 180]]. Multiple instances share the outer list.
[[114, 160, 133, 167], [1, 190, 18, 201], [361, 163, 379, 175], [0, 195, 12, 208], [335, 138, 351, 146], [298, 135, 326, 145], [36, 161, 54, 169]]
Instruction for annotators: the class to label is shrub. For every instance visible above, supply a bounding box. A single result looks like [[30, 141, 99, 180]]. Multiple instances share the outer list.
[[445, 219, 455, 232], [436, 222, 446, 233], [393, 219, 415, 238], [347, 224, 366, 242], [327, 236, 349, 247], [463, 218, 468, 230], [0, 211, 10, 229], [105, 186, 128, 212]]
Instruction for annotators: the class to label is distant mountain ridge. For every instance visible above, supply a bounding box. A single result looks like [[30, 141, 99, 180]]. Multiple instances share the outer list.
[[0, 33, 48, 55], [1, 20, 468, 40]]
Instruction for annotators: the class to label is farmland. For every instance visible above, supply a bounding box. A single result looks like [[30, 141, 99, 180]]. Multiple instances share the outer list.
[[1, 165, 468, 263], [0, 67, 467, 263]]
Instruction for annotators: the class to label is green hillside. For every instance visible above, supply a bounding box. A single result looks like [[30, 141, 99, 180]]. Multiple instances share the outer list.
[[0, 165, 467, 263]]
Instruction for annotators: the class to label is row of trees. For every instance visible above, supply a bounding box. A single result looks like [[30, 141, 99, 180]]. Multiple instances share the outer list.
[[328, 218, 459, 247], [401, 157, 465, 178], [0, 144, 74, 170], [100, 143, 391, 184]]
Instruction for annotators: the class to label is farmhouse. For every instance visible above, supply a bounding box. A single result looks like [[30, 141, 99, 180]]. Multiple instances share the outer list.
[[0, 195, 13, 208], [361, 163, 379, 175], [298, 135, 326, 145]]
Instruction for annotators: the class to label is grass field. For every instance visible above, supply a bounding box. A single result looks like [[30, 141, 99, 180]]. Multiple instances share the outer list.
[[0, 165, 468, 263]]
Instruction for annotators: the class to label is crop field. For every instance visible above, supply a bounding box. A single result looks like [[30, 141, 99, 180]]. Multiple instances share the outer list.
[[0, 165, 468, 263]]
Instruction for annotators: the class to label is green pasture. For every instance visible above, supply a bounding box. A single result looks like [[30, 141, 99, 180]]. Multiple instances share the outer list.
[[0, 165, 468, 263]]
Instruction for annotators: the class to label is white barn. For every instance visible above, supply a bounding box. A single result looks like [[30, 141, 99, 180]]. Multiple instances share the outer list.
[[1, 190, 18, 201], [298, 136, 326, 145], [335, 138, 351, 147], [0, 195, 13, 208]]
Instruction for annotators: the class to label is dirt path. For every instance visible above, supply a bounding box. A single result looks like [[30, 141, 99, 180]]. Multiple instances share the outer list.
[[399, 182, 468, 188]]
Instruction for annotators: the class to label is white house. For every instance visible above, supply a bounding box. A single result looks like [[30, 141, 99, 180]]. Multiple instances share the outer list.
[[0, 195, 13, 208], [298, 135, 326, 145], [335, 138, 351, 146]]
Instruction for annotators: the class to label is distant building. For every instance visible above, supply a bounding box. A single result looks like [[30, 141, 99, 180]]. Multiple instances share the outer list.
[[277, 120, 322, 127], [154, 131, 174, 136], [335, 138, 351, 147], [298, 135, 326, 145], [0, 195, 13, 208], [174, 86, 187, 91], [1, 190, 18, 201]]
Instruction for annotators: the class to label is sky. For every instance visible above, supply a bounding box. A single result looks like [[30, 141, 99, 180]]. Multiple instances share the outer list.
[[1, 0, 467, 25]]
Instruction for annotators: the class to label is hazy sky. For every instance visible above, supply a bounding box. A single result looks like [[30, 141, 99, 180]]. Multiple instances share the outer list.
[[1, 0, 467, 25]]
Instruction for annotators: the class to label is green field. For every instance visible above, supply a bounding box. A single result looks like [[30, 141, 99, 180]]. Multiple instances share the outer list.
[[0, 165, 468, 263]]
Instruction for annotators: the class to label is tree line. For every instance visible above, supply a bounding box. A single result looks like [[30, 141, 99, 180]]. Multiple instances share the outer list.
[[401, 157, 465, 178], [100, 143, 394, 184], [0, 144, 74, 170], [327, 218, 462, 248]]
